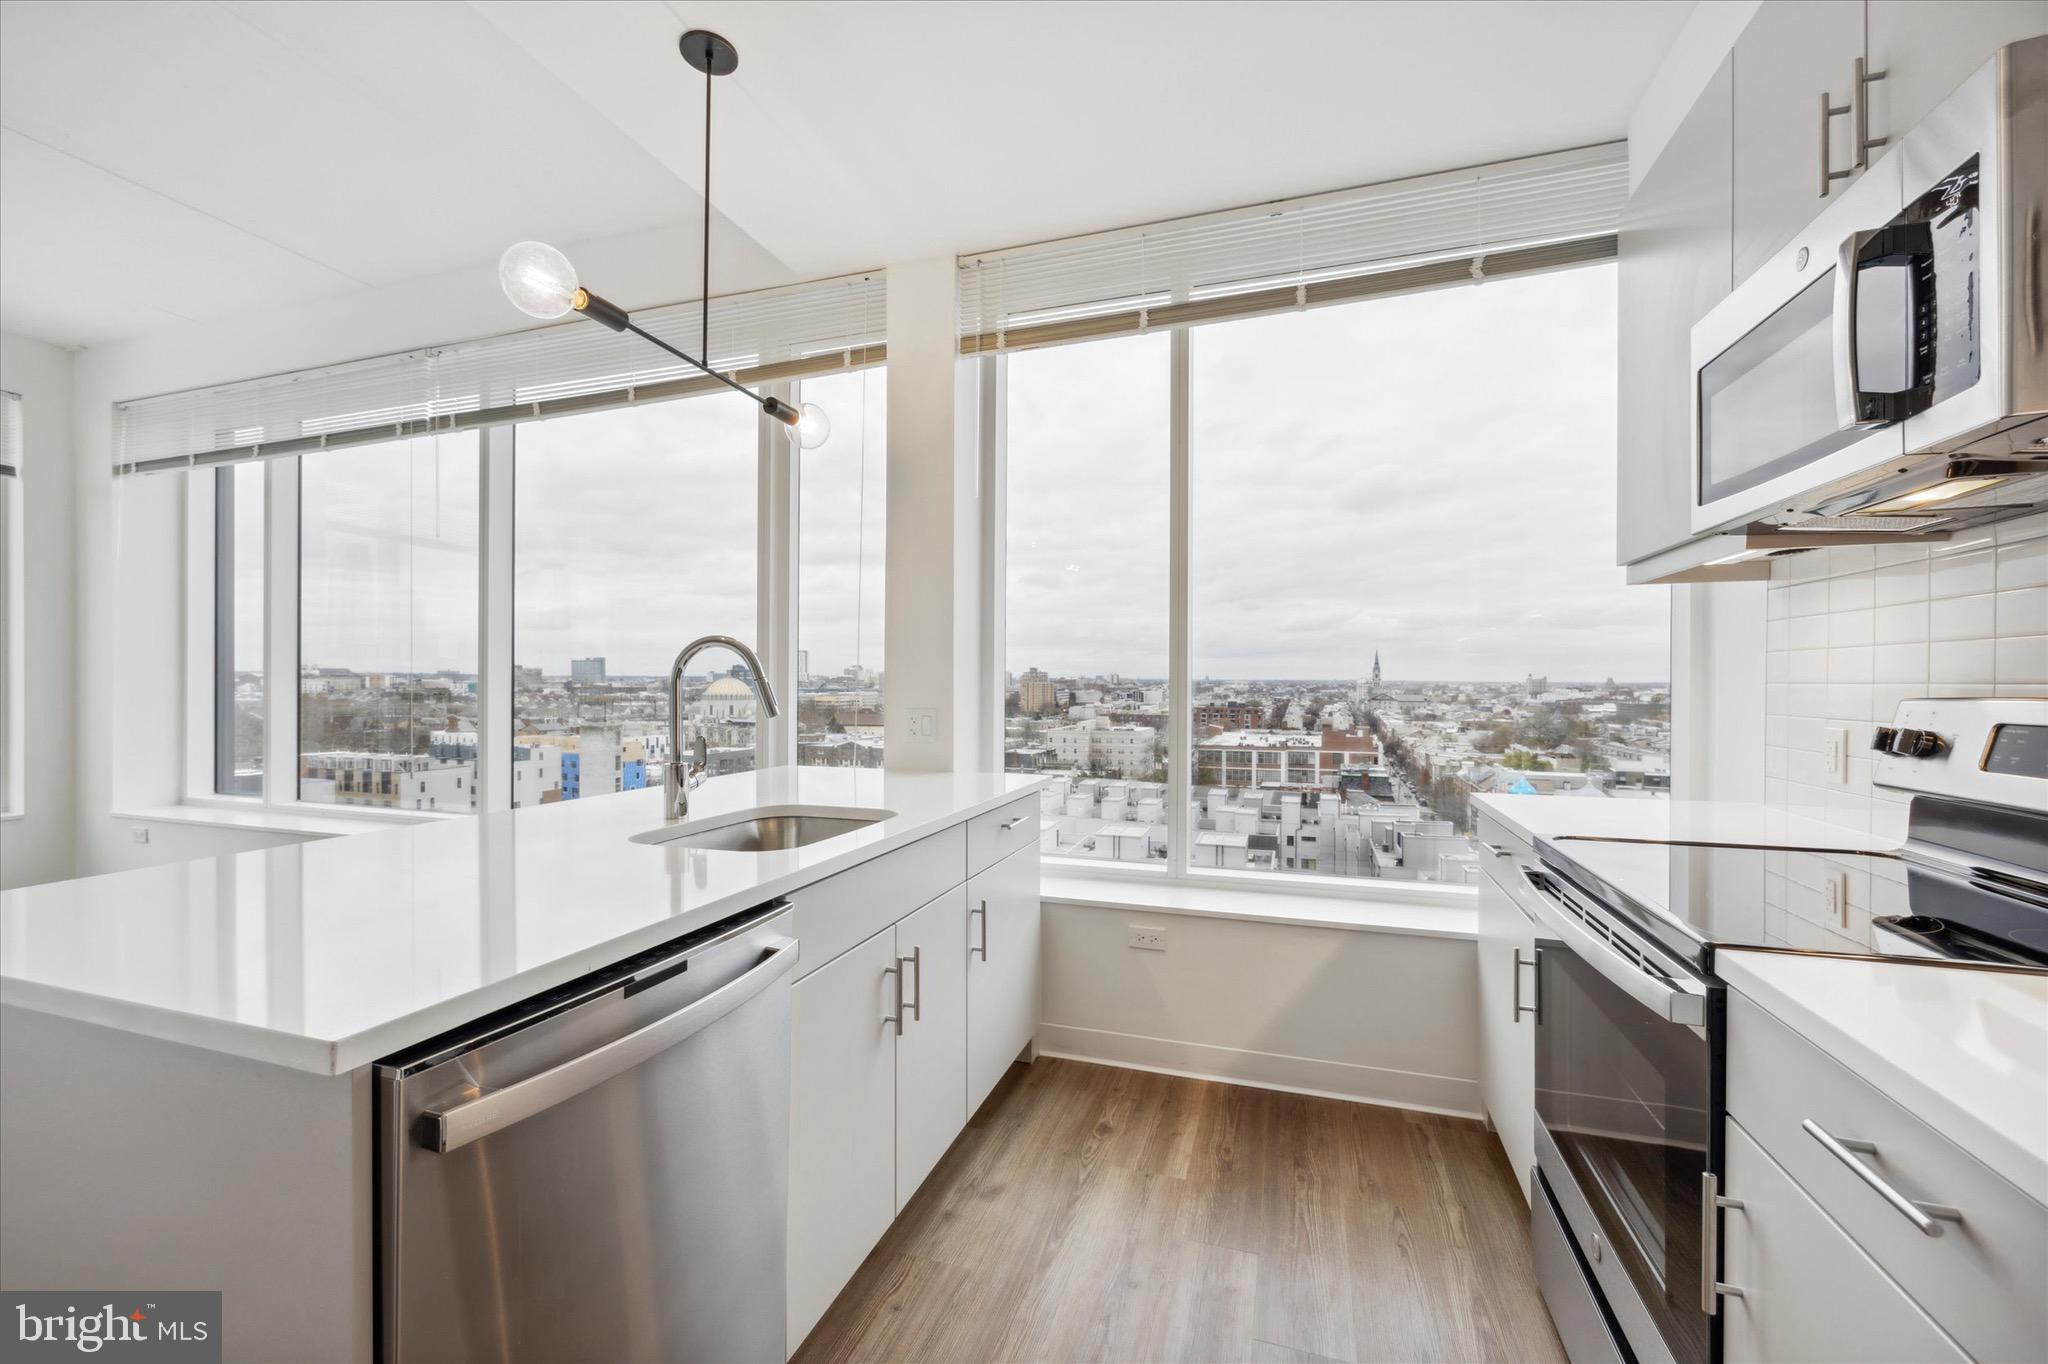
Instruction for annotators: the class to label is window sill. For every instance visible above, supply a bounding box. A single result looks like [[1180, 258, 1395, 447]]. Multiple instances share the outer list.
[[112, 802, 441, 840], [1040, 869, 1478, 942]]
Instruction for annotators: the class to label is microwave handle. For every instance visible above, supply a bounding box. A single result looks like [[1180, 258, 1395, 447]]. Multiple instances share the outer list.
[[1833, 228, 1887, 431]]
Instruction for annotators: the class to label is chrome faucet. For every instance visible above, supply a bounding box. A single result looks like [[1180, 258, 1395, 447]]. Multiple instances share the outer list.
[[666, 635, 781, 821]]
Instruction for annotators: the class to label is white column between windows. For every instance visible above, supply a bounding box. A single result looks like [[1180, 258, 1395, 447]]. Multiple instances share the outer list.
[[478, 426, 514, 813], [262, 458, 300, 807]]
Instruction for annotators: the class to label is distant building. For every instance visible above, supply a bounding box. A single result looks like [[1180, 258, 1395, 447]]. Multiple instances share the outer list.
[[1045, 720, 1160, 779], [570, 657, 607, 686], [1193, 701, 1266, 732], [1018, 667, 1056, 716]]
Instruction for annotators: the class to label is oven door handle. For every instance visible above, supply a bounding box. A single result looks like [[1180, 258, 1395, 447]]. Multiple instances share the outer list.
[[1519, 867, 1706, 1026]]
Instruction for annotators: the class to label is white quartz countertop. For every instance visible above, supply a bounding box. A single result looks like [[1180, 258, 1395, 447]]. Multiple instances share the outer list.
[[0, 768, 1045, 1076], [1472, 794, 1896, 853], [1717, 950, 2048, 1205]]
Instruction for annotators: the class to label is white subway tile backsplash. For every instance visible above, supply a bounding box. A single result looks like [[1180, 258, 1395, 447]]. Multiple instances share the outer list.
[[1995, 635, 2047, 686], [1996, 537, 2047, 590], [1826, 608, 1874, 647], [1874, 559, 1929, 605], [1929, 592, 1995, 642], [1929, 638, 1995, 685], [1873, 600, 1929, 644], [1998, 586, 2047, 636], [1828, 574, 1875, 611], [1765, 520, 2044, 839], [1789, 580, 1830, 616], [1871, 642, 1928, 684], [1930, 547, 1996, 597]]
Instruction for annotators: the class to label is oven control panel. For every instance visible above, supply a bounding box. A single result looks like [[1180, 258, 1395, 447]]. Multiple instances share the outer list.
[[1873, 697, 2048, 799]]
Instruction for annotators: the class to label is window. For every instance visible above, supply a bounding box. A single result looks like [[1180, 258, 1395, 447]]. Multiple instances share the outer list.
[[299, 434, 480, 811], [0, 391, 21, 815], [796, 368, 885, 768], [513, 394, 758, 804], [1005, 333, 1172, 861], [214, 463, 266, 796], [1001, 264, 1669, 890]]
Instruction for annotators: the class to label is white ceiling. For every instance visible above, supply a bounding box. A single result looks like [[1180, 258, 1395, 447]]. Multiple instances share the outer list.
[[0, 0, 1695, 350]]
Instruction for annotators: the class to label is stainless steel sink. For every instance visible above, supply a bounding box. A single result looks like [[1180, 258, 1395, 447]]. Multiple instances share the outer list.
[[630, 806, 892, 852]]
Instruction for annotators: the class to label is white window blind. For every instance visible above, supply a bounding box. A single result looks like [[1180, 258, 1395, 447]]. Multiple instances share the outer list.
[[960, 143, 1624, 354], [114, 271, 885, 475]]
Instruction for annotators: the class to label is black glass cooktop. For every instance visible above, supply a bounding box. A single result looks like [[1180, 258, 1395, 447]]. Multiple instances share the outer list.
[[1535, 834, 2048, 974]]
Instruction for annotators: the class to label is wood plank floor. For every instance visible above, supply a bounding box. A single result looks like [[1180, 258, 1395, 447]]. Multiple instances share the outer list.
[[794, 1059, 1568, 1364]]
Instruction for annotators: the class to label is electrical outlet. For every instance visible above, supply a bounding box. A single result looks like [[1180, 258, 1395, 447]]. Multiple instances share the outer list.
[[1824, 727, 1849, 784], [909, 709, 937, 740], [1126, 925, 1167, 952], [130, 826, 150, 845], [1826, 871, 1850, 928]]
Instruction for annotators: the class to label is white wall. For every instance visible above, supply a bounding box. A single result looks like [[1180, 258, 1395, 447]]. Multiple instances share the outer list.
[[1038, 902, 1481, 1116], [0, 332, 76, 889]]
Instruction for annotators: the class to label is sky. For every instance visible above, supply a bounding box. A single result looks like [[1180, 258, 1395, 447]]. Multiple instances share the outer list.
[[283, 260, 1663, 685], [1008, 262, 1670, 684]]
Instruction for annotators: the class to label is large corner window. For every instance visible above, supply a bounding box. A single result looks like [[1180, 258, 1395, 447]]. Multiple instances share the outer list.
[[214, 462, 266, 797], [299, 434, 480, 811], [796, 368, 886, 769], [1000, 262, 1669, 892], [512, 394, 758, 804], [1005, 334, 1171, 861]]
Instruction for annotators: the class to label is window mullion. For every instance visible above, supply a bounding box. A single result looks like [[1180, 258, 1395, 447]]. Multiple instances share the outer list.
[[263, 458, 300, 808], [1167, 327, 1191, 880], [479, 426, 515, 812]]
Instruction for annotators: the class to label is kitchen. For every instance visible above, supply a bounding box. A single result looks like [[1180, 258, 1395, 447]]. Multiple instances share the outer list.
[[0, 3, 2043, 1362]]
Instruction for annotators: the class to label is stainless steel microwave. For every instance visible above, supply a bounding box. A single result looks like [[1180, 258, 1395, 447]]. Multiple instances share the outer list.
[[1689, 36, 2047, 539]]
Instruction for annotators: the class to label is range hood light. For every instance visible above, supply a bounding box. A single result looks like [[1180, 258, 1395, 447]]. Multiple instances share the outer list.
[[1859, 475, 2006, 515], [1703, 548, 1768, 566]]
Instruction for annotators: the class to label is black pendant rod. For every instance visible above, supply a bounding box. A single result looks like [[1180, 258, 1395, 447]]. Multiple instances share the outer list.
[[701, 50, 712, 366]]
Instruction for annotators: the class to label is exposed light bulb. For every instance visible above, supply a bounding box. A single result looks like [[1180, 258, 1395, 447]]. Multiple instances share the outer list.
[[790, 401, 831, 449], [499, 241, 580, 319], [1861, 475, 2004, 514]]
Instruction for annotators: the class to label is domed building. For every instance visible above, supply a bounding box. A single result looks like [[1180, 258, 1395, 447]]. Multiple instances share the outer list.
[[688, 675, 759, 749]]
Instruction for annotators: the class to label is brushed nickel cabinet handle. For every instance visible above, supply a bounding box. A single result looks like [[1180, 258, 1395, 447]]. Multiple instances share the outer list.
[[1513, 948, 1540, 1021], [903, 946, 922, 1023], [884, 962, 904, 1036], [1479, 841, 1513, 858], [1701, 1171, 1747, 1314], [1000, 815, 1030, 831], [1854, 57, 1888, 169], [1819, 89, 1853, 196], [971, 900, 989, 960], [1803, 1119, 1962, 1237]]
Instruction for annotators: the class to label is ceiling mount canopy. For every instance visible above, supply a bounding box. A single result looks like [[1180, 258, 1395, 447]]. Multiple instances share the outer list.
[[497, 27, 829, 449]]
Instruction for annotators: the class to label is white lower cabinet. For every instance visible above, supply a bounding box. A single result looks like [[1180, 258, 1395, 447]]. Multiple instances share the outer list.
[[1719, 1119, 1968, 1364], [786, 928, 899, 1352], [965, 844, 1041, 1115], [1476, 856, 1537, 1200], [892, 887, 968, 1213]]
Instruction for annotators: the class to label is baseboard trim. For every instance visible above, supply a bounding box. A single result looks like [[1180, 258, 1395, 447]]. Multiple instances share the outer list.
[[1035, 1022, 1482, 1119]]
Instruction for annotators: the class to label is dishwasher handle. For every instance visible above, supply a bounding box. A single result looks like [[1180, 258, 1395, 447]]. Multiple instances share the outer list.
[[421, 936, 801, 1154]]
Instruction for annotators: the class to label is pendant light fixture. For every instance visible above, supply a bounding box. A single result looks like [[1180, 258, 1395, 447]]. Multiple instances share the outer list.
[[497, 29, 829, 449]]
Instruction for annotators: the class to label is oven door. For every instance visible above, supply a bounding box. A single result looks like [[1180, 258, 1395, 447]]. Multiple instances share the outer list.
[[1689, 154, 1907, 535], [1523, 866, 1718, 1364]]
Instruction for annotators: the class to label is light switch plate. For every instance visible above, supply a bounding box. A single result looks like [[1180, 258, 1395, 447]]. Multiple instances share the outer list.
[[1823, 726, 1849, 784]]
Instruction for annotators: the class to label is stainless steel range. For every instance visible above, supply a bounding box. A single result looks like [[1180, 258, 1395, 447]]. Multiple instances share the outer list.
[[1523, 697, 2046, 1364]]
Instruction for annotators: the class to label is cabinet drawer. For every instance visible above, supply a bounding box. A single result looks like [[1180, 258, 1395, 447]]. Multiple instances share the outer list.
[[1473, 808, 1536, 868], [966, 794, 1040, 878], [1727, 989, 2048, 1363], [1720, 1118, 1967, 1364], [785, 827, 965, 982]]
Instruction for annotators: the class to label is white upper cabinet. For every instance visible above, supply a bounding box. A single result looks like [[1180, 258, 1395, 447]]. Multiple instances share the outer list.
[[1731, 1, 1866, 288], [1867, 1, 2048, 138], [1616, 58, 1733, 566]]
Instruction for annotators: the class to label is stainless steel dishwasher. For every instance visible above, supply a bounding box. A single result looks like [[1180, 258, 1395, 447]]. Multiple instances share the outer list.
[[376, 901, 798, 1363]]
